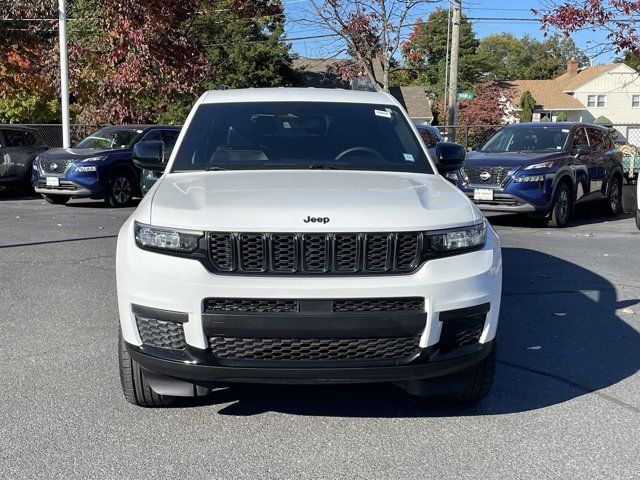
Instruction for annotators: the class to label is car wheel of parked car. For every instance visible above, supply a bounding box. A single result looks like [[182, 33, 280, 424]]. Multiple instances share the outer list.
[[42, 194, 69, 205], [546, 182, 571, 228], [106, 172, 134, 208], [118, 330, 175, 408], [606, 176, 622, 216]]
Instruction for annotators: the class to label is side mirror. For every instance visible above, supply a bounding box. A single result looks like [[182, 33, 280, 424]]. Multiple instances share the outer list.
[[572, 144, 591, 157], [133, 141, 165, 172], [434, 141, 465, 173]]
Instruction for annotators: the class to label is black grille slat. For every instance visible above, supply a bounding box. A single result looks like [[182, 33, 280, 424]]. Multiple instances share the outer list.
[[208, 232, 423, 275], [439, 315, 486, 351], [136, 316, 186, 350], [464, 166, 510, 187], [271, 234, 297, 272], [364, 234, 391, 271], [204, 298, 299, 313], [239, 234, 266, 272], [209, 336, 420, 361]]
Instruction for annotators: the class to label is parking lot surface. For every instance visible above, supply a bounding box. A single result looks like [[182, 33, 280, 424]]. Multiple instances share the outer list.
[[1, 188, 639, 479]]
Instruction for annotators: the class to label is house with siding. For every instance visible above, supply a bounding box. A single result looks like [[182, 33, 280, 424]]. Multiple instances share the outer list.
[[502, 60, 640, 127]]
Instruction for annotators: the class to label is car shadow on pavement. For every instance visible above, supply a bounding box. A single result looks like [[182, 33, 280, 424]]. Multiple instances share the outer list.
[[175, 247, 640, 417]]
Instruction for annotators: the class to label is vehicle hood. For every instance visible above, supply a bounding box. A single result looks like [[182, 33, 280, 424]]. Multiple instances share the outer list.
[[149, 170, 478, 232], [465, 151, 565, 169], [38, 147, 127, 160]]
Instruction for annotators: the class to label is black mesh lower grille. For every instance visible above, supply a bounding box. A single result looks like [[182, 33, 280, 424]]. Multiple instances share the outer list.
[[204, 298, 299, 313], [209, 336, 421, 361], [333, 297, 424, 313], [438, 315, 486, 351], [136, 316, 186, 350]]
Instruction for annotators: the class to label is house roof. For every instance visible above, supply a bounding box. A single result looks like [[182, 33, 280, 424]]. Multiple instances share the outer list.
[[501, 79, 585, 110], [555, 63, 617, 90], [503, 64, 621, 110], [388, 86, 433, 120]]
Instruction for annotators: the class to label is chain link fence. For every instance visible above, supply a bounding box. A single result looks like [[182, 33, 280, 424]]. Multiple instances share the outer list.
[[11, 124, 101, 148]]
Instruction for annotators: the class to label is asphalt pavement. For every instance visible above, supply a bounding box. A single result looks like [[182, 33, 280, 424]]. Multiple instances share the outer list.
[[0, 186, 638, 479]]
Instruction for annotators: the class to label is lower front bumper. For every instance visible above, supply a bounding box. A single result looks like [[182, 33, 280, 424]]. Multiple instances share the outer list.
[[127, 340, 495, 385], [464, 192, 543, 213]]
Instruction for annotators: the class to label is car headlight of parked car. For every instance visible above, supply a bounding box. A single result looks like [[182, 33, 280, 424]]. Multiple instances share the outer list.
[[514, 174, 545, 183], [75, 165, 97, 172], [81, 156, 108, 162], [426, 221, 486, 252], [524, 161, 554, 170], [134, 221, 203, 253]]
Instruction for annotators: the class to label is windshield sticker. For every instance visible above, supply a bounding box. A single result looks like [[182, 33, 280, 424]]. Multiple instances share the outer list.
[[403, 153, 415, 162], [375, 109, 392, 118]]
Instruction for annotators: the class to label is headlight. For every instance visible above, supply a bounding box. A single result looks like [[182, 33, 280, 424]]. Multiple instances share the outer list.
[[524, 161, 554, 170], [427, 221, 486, 253], [134, 221, 203, 253], [75, 165, 96, 172], [81, 156, 107, 162], [514, 174, 545, 183]]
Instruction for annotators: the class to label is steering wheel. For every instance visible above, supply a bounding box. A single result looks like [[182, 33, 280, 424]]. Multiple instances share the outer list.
[[334, 146, 386, 162]]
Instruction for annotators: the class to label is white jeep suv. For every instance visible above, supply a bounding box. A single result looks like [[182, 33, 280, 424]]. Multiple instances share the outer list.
[[116, 88, 502, 407]]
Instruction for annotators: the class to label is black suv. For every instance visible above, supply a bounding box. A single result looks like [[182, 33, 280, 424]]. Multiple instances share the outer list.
[[0, 126, 48, 190]]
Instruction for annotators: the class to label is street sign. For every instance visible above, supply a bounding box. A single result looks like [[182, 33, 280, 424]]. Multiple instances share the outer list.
[[457, 91, 474, 100]]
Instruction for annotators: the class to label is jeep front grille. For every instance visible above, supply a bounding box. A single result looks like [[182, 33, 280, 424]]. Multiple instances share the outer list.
[[202, 297, 424, 313], [207, 232, 423, 275]]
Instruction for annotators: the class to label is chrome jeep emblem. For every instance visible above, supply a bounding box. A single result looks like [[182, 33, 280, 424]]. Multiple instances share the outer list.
[[480, 171, 491, 181], [50, 163, 58, 171]]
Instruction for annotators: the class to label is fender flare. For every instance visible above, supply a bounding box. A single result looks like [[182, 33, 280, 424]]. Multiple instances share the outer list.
[[605, 165, 624, 196], [548, 168, 575, 210]]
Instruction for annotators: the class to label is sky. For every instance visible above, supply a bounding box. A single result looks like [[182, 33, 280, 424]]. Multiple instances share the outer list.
[[283, 0, 617, 65]]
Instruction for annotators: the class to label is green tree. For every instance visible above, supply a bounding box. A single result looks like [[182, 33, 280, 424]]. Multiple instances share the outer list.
[[556, 111, 567, 122], [520, 91, 536, 122], [477, 33, 588, 81]]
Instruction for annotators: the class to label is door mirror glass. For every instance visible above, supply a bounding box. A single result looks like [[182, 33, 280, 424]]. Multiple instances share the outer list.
[[434, 142, 465, 173], [133, 140, 165, 172]]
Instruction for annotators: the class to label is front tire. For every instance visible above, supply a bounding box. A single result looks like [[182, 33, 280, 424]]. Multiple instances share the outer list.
[[106, 172, 134, 208], [42, 194, 69, 205], [546, 182, 571, 228], [606, 176, 622, 216], [118, 330, 175, 407]]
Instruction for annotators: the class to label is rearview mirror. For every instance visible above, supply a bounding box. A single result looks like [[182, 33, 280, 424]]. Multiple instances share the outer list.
[[434, 142, 465, 173], [571, 144, 591, 157], [133, 141, 165, 172]]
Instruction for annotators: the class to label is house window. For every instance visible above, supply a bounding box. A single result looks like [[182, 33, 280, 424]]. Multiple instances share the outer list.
[[632, 95, 640, 108], [587, 94, 606, 108]]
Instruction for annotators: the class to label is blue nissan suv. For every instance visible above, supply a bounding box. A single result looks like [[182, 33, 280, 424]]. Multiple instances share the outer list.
[[459, 122, 624, 227], [33, 125, 180, 207]]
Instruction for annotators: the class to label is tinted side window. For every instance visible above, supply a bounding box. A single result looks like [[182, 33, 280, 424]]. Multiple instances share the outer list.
[[2, 129, 28, 147], [141, 130, 163, 142], [161, 130, 179, 148], [418, 128, 437, 148], [587, 128, 606, 151], [572, 127, 589, 148]]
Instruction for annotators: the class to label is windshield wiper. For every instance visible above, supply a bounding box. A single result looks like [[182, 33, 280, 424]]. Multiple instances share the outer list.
[[204, 166, 228, 171], [309, 164, 340, 170]]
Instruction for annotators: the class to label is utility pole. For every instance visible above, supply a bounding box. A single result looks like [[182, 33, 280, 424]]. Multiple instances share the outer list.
[[447, 0, 461, 141], [442, 5, 451, 130], [58, 0, 71, 148]]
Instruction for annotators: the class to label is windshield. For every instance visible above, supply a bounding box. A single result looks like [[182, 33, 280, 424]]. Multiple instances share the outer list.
[[481, 126, 570, 153], [171, 102, 433, 174], [76, 127, 140, 149]]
